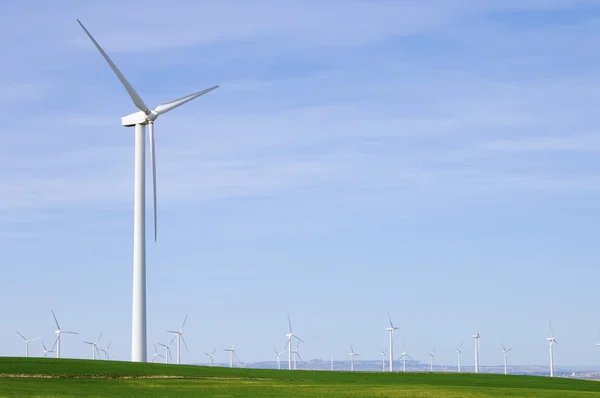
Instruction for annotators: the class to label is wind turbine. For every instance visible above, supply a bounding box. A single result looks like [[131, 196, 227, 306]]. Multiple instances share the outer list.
[[152, 344, 165, 363], [349, 343, 359, 372], [456, 342, 463, 373], [51, 309, 78, 359], [204, 349, 216, 366], [273, 348, 284, 370], [472, 331, 480, 373], [157, 342, 173, 364], [167, 314, 189, 365], [428, 348, 436, 372], [285, 313, 303, 370], [380, 348, 388, 372], [16, 332, 41, 358], [82, 333, 103, 360], [291, 340, 303, 370], [223, 343, 239, 368], [41, 340, 56, 358], [77, 20, 219, 363], [399, 341, 412, 372], [99, 341, 111, 360], [385, 313, 399, 372], [501, 344, 512, 375], [547, 321, 558, 377]]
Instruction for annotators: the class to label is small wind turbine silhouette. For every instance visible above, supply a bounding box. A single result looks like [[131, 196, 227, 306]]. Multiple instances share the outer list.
[[157, 342, 173, 364], [168, 314, 189, 365], [456, 342, 463, 373], [285, 313, 303, 370], [291, 340, 303, 370], [51, 310, 78, 359], [16, 332, 41, 358], [501, 344, 512, 375], [428, 348, 436, 372], [152, 344, 165, 363], [472, 331, 480, 373], [273, 348, 284, 370], [99, 341, 112, 360], [385, 313, 399, 372], [223, 343, 239, 368], [204, 349, 216, 366], [380, 348, 388, 372], [399, 341, 412, 372], [82, 333, 103, 360], [547, 321, 558, 377], [349, 343, 359, 372], [41, 340, 56, 358]]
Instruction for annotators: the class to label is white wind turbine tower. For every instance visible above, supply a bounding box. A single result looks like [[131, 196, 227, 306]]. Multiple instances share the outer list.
[[385, 313, 399, 372], [547, 321, 558, 377], [204, 349, 216, 366], [291, 340, 303, 370], [82, 333, 103, 360], [168, 315, 189, 365], [285, 313, 303, 370], [152, 344, 165, 363], [428, 348, 436, 372], [456, 343, 463, 373], [99, 342, 112, 360], [501, 344, 512, 375], [223, 343, 239, 368], [157, 342, 173, 364], [41, 340, 56, 358], [399, 341, 412, 372], [472, 331, 480, 373], [51, 310, 78, 359], [273, 348, 284, 370], [349, 343, 359, 372], [380, 348, 388, 372], [16, 332, 41, 358], [77, 20, 219, 363]]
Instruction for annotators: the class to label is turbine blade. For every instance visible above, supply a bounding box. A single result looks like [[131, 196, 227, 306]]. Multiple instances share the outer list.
[[149, 122, 157, 242], [77, 20, 150, 113], [296, 352, 303, 362], [388, 312, 394, 328], [181, 314, 188, 331], [51, 309, 61, 330], [63, 331, 79, 335], [287, 313, 293, 333], [549, 320, 554, 338], [293, 335, 304, 343], [181, 335, 189, 353], [16, 331, 27, 341], [154, 85, 219, 116], [212, 349, 216, 355], [96, 332, 103, 344]]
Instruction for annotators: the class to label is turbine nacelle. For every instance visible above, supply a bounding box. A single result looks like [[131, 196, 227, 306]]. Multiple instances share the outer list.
[[122, 110, 158, 127]]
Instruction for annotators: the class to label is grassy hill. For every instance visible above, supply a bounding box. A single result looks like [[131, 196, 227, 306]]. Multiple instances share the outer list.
[[0, 357, 599, 397]]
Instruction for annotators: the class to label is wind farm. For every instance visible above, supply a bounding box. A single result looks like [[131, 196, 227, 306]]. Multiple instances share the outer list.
[[2, 2, 600, 397]]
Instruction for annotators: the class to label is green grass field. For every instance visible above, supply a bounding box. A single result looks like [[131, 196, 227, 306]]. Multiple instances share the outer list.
[[0, 357, 599, 397]]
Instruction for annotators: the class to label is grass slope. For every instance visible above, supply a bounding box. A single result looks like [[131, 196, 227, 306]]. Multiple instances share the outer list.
[[0, 357, 599, 397]]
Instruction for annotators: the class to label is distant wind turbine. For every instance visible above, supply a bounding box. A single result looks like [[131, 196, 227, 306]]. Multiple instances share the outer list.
[[380, 348, 388, 372], [456, 343, 463, 373], [273, 348, 284, 370], [349, 343, 359, 372], [285, 313, 303, 370], [82, 333, 103, 360], [331, 355, 334, 371], [501, 344, 512, 375], [472, 331, 480, 373], [385, 313, 399, 372], [77, 20, 219, 363], [547, 321, 558, 377], [204, 349, 216, 366], [41, 340, 56, 358], [223, 343, 239, 368], [291, 340, 303, 370], [16, 331, 41, 358], [99, 341, 112, 360], [51, 310, 78, 359], [152, 344, 165, 363], [428, 348, 436, 372], [168, 314, 189, 365], [399, 341, 412, 372], [157, 342, 172, 364]]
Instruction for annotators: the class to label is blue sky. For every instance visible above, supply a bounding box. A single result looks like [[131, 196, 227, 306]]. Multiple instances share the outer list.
[[1, 0, 600, 369]]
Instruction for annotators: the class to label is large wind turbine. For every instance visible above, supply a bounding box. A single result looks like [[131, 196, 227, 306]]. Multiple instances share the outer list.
[[168, 315, 189, 365], [349, 343, 359, 372], [51, 310, 78, 359], [385, 313, 399, 372], [399, 341, 412, 372], [456, 342, 463, 373], [77, 20, 219, 362], [16, 332, 41, 358], [223, 343, 239, 368], [285, 313, 303, 370], [380, 348, 388, 372], [472, 331, 480, 373], [547, 321, 558, 377], [82, 332, 103, 360], [428, 348, 436, 372], [501, 344, 512, 375]]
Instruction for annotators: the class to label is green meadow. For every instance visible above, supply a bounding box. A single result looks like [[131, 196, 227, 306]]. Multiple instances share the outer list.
[[0, 357, 599, 397]]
